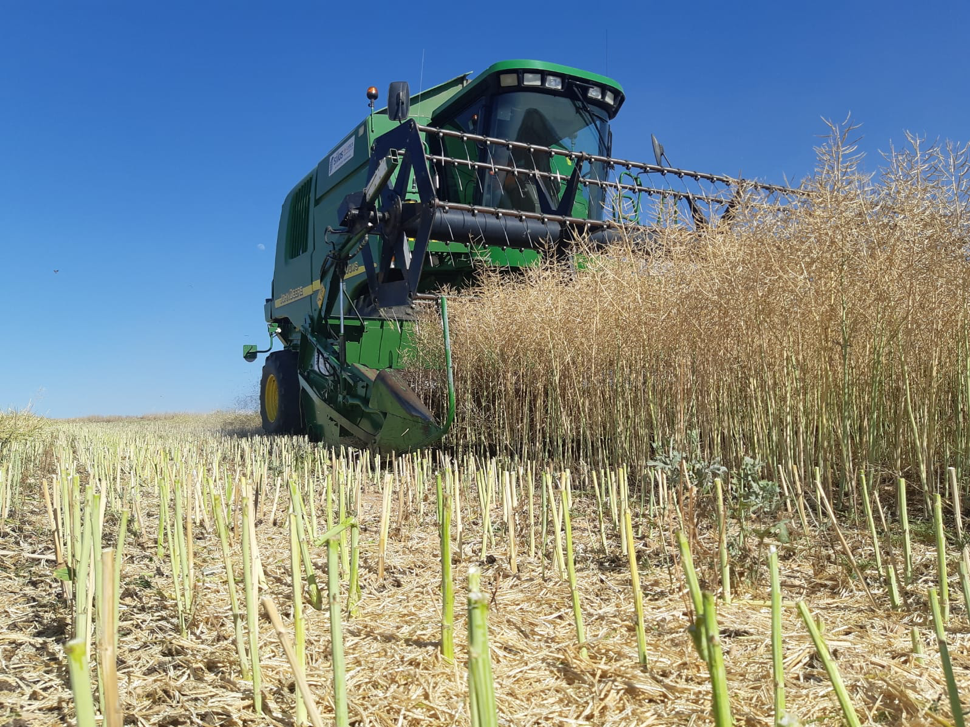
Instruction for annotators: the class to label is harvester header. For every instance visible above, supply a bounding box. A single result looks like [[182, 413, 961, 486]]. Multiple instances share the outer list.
[[244, 59, 797, 451]]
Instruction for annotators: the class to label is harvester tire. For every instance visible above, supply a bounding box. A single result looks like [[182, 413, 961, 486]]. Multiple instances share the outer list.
[[260, 350, 301, 435]]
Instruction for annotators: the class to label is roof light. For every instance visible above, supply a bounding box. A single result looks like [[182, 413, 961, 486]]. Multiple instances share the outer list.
[[604, 90, 615, 105], [545, 75, 562, 90], [523, 72, 542, 86], [587, 86, 602, 100], [499, 73, 518, 87]]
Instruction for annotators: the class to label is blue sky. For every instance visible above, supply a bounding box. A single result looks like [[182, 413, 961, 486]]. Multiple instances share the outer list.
[[2, 0, 967, 418]]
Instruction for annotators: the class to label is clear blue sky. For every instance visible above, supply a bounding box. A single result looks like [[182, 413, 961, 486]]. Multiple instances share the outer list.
[[2, 1, 967, 418]]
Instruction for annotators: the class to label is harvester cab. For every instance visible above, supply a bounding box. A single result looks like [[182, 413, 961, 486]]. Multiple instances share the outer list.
[[244, 59, 796, 451]]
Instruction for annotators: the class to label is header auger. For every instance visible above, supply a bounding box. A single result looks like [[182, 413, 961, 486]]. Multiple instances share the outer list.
[[244, 59, 798, 451]]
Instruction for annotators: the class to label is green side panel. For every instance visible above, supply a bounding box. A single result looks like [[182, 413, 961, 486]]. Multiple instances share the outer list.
[[360, 321, 384, 367], [379, 323, 404, 368], [344, 326, 361, 364], [326, 319, 412, 370]]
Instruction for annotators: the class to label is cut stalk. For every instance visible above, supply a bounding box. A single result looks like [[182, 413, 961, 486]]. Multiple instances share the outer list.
[[910, 626, 924, 664], [797, 601, 861, 727], [289, 511, 307, 726], [623, 509, 647, 667], [438, 475, 455, 661], [701, 592, 733, 727], [213, 494, 250, 679], [898, 478, 913, 584], [261, 596, 326, 727], [241, 482, 262, 713], [715, 477, 731, 604], [378, 475, 392, 582], [467, 565, 498, 727], [769, 547, 785, 727], [860, 473, 883, 573], [930, 588, 966, 727], [934, 493, 950, 623], [64, 637, 97, 727], [98, 548, 122, 727], [561, 474, 587, 658]]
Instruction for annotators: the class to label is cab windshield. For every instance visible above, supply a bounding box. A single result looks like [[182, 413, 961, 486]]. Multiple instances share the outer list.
[[483, 91, 610, 219]]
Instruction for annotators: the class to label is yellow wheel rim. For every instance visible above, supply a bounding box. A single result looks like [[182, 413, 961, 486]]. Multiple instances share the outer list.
[[265, 374, 279, 423]]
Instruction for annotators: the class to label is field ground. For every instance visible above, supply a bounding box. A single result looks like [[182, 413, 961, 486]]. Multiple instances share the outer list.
[[1, 416, 969, 727]]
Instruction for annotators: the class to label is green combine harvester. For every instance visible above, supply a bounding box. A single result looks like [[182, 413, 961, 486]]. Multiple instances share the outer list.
[[244, 59, 794, 451]]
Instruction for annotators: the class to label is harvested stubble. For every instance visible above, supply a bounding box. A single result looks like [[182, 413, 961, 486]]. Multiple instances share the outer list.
[[1, 418, 969, 727], [409, 124, 970, 490]]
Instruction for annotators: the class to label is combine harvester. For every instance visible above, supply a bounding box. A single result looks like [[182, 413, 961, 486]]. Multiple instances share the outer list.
[[244, 60, 795, 450]]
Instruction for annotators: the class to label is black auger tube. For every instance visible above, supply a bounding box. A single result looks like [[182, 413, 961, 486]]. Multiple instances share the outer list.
[[400, 208, 628, 249]]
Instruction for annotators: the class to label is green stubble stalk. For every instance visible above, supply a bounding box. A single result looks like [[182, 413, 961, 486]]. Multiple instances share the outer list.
[[768, 547, 785, 727], [64, 637, 97, 727], [467, 565, 498, 727], [291, 482, 323, 609], [797, 601, 860, 727], [715, 478, 731, 604], [623, 509, 647, 667], [112, 512, 128, 652], [676, 530, 707, 662], [933, 493, 950, 623], [289, 511, 306, 726], [860, 473, 883, 574], [241, 483, 262, 713], [326, 524, 350, 727], [930, 588, 966, 727], [213, 495, 250, 679], [701, 592, 733, 727], [561, 473, 587, 658], [898, 478, 913, 584], [438, 475, 455, 661]]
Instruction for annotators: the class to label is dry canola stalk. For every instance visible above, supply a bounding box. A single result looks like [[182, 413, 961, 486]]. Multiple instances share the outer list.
[[934, 493, 950, 623], [623, 509, 647, 667], [949, 467, 970, 618], [715, 477, 730, 604], [467, 564, 498, 727], [241, 479, 263, 713], [592, 471, 609, 555], [477, 467, 493, 559], [899, 478, 914, 584], [98, 548, 122, 727], [437, 473, 455, 661], [547, 472, 565, 580], [340, 468, 350, 574], [111, 512, 127, 652], [314, 518, 355, 727], [618, 467, 629, 557], [213, 494, 250, 679], [560, 471, 587, 658], [814, 469, 878, 608], [74, 486, 94, 649], [288, 510, 307, 726], [859, 472, 884, 585], [929, 588, 966, 727], [797, 601, 861, 727], [290, 481, 323, 610], [768, 547, 786, 727], [503, 471, 517, 574], [378, 474, 393, 581], [261, 596, 326, 727], [172, 478, 193, 626], [348, 513, 361, 617], [526, 464, 535, 559]]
